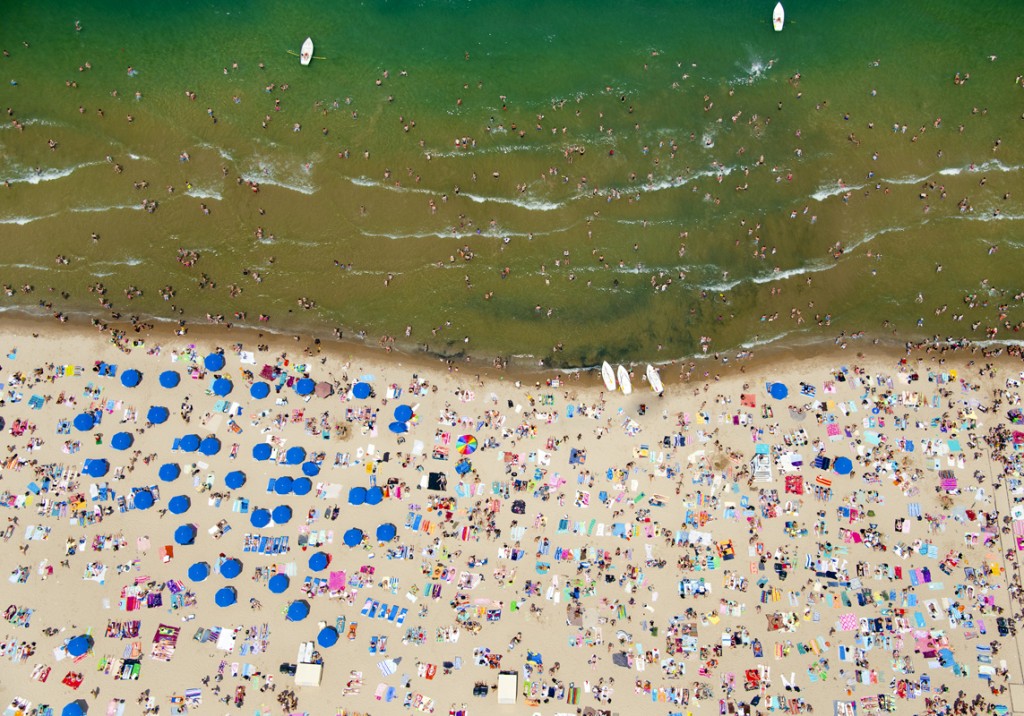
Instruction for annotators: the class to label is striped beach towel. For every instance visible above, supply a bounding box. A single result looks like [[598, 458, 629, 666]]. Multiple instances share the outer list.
[[815, 475, 832, 488]]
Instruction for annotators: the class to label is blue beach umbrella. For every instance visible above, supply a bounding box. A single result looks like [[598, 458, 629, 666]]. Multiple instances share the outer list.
[[174, 524, 197, 545], [301, 461, 320, 477], [180, 434, 200, 452], [85, 459, 109, 478], [272, 505, 292, 525], [111, 431, 134, 450], [188, 561, 210, 582], [394, 405, 413, 422], [352, 382, 371, 399], [833, 457, 853, 475], [292, 477, 312, 496], [224, 470, 246, 489], [133, 490, 154, 509], [62, 701, 87, 716], [147, 406, 169, 424], [274, 476, 294, 495], [168, 495, 191, 514], [286, 600, 310, 622], [73, 413, 95, 431], [252, 443, 272, 461], [220, 558, 242, 579], [308, 552, 329, 572], [295, 378, 315, 396], [317, 627, 339, 648], [768, 382, 789, 400], [268, 574, 289, 594], [376, 523, 397, 542], [366, 486, 384, 505], [250, 508, 271, 528], [250, 381, 271, 399], [199, 437, 221, 456], [120, 369, 142, 388], [388, 421, 408, 434], [214, 586, 237, 607], [159, 463, 180, 482], [343, 528, 363, 547], [285, 446, 305, 465], [348, 486, 367, 506], [67, 635, 92, 657], [204, 353, 226, 371], [212, 378, 233, 397], [159, 370, 180, 388]]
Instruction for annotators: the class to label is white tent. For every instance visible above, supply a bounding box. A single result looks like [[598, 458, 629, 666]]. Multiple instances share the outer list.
[[295, 663, 322, 687], [497, 671, 518, 704]]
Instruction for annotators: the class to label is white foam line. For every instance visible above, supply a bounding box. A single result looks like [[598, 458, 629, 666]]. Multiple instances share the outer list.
[[814, 159, 1023, 202], [460, 192, 563, 212], [0, 213, 59, 225], [185, 187, 224, 201], [70, 203, 144, 214], [703, 261, 836, 292], [1, 161, 103, 185], [241, 172, 316, 196], [350, 176, 565, 212]]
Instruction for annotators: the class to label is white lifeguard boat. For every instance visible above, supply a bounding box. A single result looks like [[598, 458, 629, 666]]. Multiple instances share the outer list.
[[601, 361, 617, 392], [617, 365, 633, 395], [300, 37, 314, 66], [773, 3, 785, 31]]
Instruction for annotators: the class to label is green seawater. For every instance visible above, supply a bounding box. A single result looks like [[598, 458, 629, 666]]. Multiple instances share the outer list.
[[1, 0, 1022, 366]]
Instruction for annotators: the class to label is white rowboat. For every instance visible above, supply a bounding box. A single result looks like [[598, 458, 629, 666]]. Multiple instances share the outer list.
[[646, 365, 664, 394], [601, 362, 617, 392], [773, 3, 785, 31], [617, 365, 632, 395], [300, 37, 314, 66]]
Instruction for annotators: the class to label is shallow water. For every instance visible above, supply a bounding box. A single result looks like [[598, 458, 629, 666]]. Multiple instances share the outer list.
[[1, 0, 1022, 365]]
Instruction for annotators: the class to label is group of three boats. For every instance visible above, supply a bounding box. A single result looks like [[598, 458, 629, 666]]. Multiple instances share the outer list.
[[602, 362, 663, 396]]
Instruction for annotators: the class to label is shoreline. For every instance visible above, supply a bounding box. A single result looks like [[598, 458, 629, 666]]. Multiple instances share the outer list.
[[4, 304, 1024, 388]]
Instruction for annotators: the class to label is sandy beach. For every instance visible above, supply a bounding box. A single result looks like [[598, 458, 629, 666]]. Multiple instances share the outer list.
[[1, 321, 1022, 716]]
